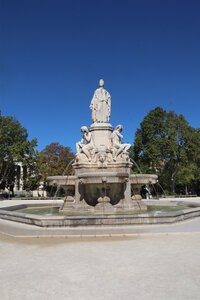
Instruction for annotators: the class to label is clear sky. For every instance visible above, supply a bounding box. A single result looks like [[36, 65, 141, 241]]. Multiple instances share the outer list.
[[1, 0, 200, 152]]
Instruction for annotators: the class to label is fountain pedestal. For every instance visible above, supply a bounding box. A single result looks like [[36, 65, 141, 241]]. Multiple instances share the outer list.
[[61, 196, 75, 211], [95, 196, 114, 213]]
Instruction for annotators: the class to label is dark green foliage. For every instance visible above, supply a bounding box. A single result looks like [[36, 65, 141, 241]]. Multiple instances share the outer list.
[[0, 111, 41, 193], [130, 107, 200, 194]]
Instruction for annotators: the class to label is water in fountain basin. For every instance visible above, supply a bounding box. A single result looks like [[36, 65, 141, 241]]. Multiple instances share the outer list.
[[17, 204, 189, 216], [48, 158, 76, 214], [53, 158, 76, 198], [130, 158, 142, 174], [156, 182, 166, 197], [130, 158, 166, 199]]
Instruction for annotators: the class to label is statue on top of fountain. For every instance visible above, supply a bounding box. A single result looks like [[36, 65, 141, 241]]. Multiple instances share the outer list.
[[90, 79, 111, 123], [75, 80, 131, 164]]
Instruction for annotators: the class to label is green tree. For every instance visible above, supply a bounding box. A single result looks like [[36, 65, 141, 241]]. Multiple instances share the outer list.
[[0, 111, 40, 195], [39, 142, 75, 181], [130, 107, 200, 193], [176, 163, 197, 194]]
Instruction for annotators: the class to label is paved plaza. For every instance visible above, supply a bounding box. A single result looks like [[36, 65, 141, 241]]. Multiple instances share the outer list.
[[0, 232, 200, 300]]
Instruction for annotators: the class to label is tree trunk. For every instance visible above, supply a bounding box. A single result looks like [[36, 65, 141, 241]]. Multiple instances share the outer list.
[[185, 185, 188, 195], [171, 179, 175, 193], [171, 167, 178, 193]]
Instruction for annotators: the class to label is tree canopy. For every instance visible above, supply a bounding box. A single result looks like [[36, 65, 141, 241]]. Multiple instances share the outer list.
[[39, 142, 75, 180], [0, 111, 40, 193], [130, 107, 200, 194]]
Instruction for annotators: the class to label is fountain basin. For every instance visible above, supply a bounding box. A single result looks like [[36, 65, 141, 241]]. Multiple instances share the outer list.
[[77, 171, 128, 206], [46, 175, 76, 187], [130, 174, 158, 185], [78, 171, 129, 184], [47, 174, 158, 187], [0, 200, 200, 227], [130, 174, 158, 201], [47, 174, 157, 195]]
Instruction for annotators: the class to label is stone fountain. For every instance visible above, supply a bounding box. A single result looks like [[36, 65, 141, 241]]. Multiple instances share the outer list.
[[47, 79, 157, 213]]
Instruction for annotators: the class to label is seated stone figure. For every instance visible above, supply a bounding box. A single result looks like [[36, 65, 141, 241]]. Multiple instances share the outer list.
[[111, 125, 131, 161], [76, 126, 93, 161]]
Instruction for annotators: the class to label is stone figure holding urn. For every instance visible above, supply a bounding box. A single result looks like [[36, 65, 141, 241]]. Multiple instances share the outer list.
[[90, 79, 111, 123]]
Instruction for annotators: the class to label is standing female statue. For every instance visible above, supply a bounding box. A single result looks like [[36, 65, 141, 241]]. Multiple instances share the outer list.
[[90, 79, 111, 123]]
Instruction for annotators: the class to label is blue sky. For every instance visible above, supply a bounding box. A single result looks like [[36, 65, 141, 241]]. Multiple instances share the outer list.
[[1, 0, 200, 152]]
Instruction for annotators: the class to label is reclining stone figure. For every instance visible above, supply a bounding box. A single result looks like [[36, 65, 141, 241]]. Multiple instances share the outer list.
[[76, 126, 93, 161], [111, 125, 131, 161]]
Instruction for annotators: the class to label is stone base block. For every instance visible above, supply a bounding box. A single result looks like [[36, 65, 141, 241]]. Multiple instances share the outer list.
[[61, 198, 94, 213], [60, 196, 75, 211], [131, 194, 142, 201], [131, 200, 147, 211], [94, 196, 114, 214], [114, 199, 147, 212]]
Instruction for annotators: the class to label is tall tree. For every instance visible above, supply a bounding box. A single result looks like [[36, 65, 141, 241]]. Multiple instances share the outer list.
[[130, 107, 200, 193], [39, 142, 75, 180], [0, 111, 40, 194]]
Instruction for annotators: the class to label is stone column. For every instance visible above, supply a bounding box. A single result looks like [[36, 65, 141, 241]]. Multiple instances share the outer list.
[[124, 179, 132, 207]]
